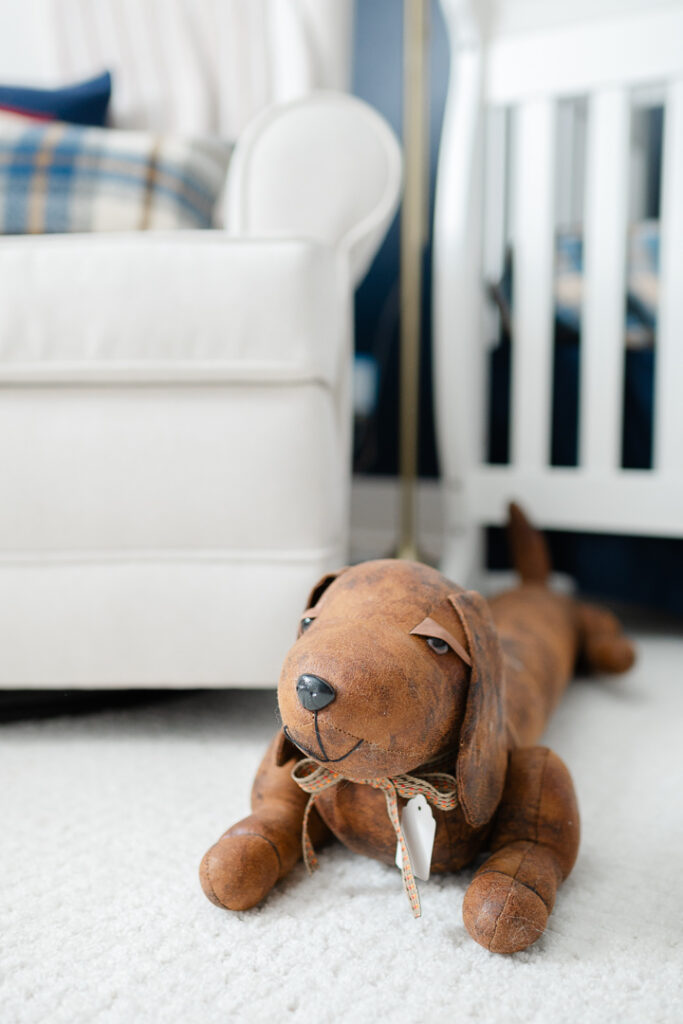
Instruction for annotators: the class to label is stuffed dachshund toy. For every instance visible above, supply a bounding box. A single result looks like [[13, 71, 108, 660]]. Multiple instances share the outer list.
[[200, 504, 635, 953]]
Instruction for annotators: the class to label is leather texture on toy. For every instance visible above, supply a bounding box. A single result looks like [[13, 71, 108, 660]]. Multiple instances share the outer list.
[[199, 504, 635, 953]]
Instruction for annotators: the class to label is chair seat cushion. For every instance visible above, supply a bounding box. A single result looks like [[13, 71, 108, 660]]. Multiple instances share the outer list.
[[0, 233, 342, 384]]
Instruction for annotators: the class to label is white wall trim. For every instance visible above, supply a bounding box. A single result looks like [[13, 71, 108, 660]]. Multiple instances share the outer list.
[[350, 475, 444, 563], [350, 475, 574, 596]]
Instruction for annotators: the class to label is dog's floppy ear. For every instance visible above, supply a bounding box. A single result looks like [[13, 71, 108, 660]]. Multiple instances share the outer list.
[[448, 590, 508, 829], [304, 567, 348, 610]]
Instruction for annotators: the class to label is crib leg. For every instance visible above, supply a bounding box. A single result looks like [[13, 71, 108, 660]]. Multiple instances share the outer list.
[[463, 746, 580, 954]]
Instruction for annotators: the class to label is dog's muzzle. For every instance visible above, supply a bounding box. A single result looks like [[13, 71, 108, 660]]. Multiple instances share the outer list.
[[296, 674, 336, 712]]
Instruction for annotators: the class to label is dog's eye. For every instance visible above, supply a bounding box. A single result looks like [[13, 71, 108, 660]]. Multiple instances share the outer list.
[[299, 617, 314, 634], [426, 636, 450, 655]]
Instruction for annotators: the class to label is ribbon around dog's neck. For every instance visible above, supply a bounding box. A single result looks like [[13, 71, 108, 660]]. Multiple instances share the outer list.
[[291, 758, 458, 918]]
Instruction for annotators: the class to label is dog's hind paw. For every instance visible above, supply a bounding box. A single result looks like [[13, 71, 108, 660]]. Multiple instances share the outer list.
[[577, 602, 636, 674]]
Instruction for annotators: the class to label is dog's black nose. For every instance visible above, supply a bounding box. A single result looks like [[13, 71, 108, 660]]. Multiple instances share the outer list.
[[296, 674, 336, 712]]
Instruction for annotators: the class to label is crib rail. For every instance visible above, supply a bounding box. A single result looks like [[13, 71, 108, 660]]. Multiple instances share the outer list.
[[486, 5, 683, 104]]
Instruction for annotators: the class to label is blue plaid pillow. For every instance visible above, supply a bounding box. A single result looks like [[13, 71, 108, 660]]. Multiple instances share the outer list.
[[0, 71, 111, 127], [0, 114, 232, 233]]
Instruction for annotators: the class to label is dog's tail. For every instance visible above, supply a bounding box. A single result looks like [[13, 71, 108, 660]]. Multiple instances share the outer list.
[[507, 502, 551, 585]]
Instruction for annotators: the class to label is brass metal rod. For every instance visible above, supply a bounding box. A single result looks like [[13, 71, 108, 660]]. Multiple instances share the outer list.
[[398, 0, 429, 561]]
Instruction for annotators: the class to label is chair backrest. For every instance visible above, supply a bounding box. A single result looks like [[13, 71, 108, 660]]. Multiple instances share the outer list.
[[434, 0, 683, 542], [0, 0, 354, 137]]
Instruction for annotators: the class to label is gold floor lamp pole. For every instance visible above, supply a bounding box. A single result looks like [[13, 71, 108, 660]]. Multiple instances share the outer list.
[[398, 0, 430, 561]]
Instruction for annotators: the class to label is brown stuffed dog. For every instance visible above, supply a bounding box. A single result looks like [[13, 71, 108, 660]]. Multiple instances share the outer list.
[[200, 505, 635, 953]]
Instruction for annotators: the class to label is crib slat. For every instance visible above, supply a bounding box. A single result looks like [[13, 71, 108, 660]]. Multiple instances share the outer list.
[[511, 99, 556, 469], [655, 80, 683, 474], [482, 107, 508, 345], [579, 89, 630, 471]]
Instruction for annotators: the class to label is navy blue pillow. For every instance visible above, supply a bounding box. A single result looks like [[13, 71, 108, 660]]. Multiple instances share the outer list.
[[0, 71, 111, 127]]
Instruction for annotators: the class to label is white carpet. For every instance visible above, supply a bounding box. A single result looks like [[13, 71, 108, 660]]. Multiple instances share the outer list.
[[2, 629, 682, 1024]]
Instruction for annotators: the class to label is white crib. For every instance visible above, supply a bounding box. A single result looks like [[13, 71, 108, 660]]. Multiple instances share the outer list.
[[433, 0, 683, 584]]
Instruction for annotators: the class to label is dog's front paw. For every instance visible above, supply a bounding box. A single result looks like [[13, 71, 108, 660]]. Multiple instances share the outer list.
[[463, 871, 549, 954], [199, 832, 280, 912]]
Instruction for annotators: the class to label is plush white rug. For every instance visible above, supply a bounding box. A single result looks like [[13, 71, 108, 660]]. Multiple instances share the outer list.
[[2, 629, 682, 1024]]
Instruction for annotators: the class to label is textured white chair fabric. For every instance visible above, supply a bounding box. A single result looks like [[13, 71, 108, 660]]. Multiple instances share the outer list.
[[0, 5, 402, 687], [0, 0, 353, 136]]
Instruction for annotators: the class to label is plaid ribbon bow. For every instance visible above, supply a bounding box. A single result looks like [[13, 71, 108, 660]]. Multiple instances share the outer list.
[[291, 757, 458, 918]]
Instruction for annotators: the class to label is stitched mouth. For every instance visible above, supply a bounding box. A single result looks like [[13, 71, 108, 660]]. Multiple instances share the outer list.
[[283, 722, 363, 764]]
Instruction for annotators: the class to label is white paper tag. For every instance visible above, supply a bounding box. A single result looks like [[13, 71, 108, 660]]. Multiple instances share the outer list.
[[395, 795, 436, 881]]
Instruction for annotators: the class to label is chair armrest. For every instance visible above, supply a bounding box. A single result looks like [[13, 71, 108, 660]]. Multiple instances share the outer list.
[[225, 91, 402, 287]]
